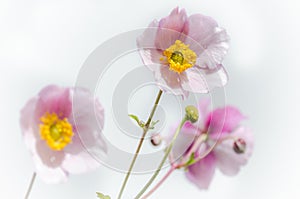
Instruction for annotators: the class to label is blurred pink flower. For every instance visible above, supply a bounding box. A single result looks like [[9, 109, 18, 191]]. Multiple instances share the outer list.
[[137, 7, 229, 97], [20, 85, 106, 183], [168, 100, 254, 189]]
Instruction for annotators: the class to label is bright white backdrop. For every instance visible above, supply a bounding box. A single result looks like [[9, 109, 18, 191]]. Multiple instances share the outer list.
[[1, 0, 300, 198]]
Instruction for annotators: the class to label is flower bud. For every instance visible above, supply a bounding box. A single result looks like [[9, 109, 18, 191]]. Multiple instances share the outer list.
[[233, 138, 246, 154], [185, 105, 199, 123], [151, 133, 162, 146]]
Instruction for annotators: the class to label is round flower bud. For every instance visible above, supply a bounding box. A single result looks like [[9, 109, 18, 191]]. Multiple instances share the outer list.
[[185, 105, 199, 123], [233, 138, 246, 154], [151, 133, 162, 146]]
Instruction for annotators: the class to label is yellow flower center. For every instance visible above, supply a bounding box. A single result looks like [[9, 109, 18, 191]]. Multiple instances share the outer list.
[[162, 40, 197, 73], [39, 112, 73, 151]]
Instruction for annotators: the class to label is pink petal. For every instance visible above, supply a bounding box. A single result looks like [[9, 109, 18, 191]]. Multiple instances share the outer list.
[[196, 27, 230, 70], [62, 151, 100, 174], [25, 136, 68, 183], [180, 67, 209, 93], [137, 19, 163, 69], [35, 85, 72, 119], [154, 65, 189, 98], [197, 98, 212, 130], [138, 49, 163, 72], [62, 132, 101, 174], [213, 127, 254, 176], [206, 106, 246, 137], [183, 14, 229, 69], [180, 65, 228, 94], [70, 88, 107, 154], [35, 140, 65, 168], [155, 7, 188, 50], [63, 133, 84, 155], [32, 154, 68, 184], [197, 64, 228, 90], [20, 97, 39, 139], [185, 153, 216, 189], [137, 19, 159, 49], [182, 14, 218, 54]]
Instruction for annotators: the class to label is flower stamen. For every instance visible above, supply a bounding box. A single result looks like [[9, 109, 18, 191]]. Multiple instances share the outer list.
[[163, 40, 197, 73], [39, 112, 73, 151], [170, 51, 184, 65]]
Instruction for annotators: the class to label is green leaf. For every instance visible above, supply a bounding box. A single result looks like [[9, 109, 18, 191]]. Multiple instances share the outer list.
[[128, 114, 145, 128], [129, 114, 140, 123], [152, 120, 159, 126], [96, 192, 111, 199], [149, 120, 159, 129]]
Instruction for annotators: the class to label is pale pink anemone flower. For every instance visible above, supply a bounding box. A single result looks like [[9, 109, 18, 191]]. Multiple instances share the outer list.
[[167, 100, 254, 189], [137, 7, 229, 98], [20, 85, 106, 183]]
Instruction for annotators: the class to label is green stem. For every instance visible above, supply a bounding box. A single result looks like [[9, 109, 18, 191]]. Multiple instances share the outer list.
[[24, 172, 36, 199], [135, 117, 187, 199], [179, 133, 207, 167], [140, 166, 176, 199], [117, 90, 163, 199], [185, 134, 220, 167]]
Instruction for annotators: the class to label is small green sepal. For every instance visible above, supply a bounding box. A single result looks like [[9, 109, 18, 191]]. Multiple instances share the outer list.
[[96, 192, 111, 199]]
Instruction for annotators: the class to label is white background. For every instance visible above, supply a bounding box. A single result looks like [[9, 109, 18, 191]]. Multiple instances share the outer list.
[[1, 0, 300, 198]]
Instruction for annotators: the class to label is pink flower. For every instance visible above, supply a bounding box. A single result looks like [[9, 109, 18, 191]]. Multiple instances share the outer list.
[[20, 85, 106, 183], [168, 100, 254, 189], [137, 7, 229, 97]]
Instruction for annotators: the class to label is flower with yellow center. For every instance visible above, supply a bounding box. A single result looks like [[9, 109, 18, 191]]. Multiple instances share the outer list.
[[163, 40, 197, 73], [20, 85, 106, 183], [137, 7, 229, 98], [39, 112, 73, 151]]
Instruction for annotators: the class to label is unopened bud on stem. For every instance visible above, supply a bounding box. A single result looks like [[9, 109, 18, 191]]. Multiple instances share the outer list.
[[151, 133, 162, 146], [233, 138, 246, 154], [185, 105, 199, 123]]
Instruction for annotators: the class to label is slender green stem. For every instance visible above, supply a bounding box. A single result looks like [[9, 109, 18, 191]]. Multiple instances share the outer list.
[[135, 117, 187, 199], [185, 134, 220, 167], [178, 133, 207, 167], [117, 90, 163, 199], [140, 166, 176, 199], [140, 135, 206, 198], [144, 90, 163, 127], [24, 172, 36, 199]]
